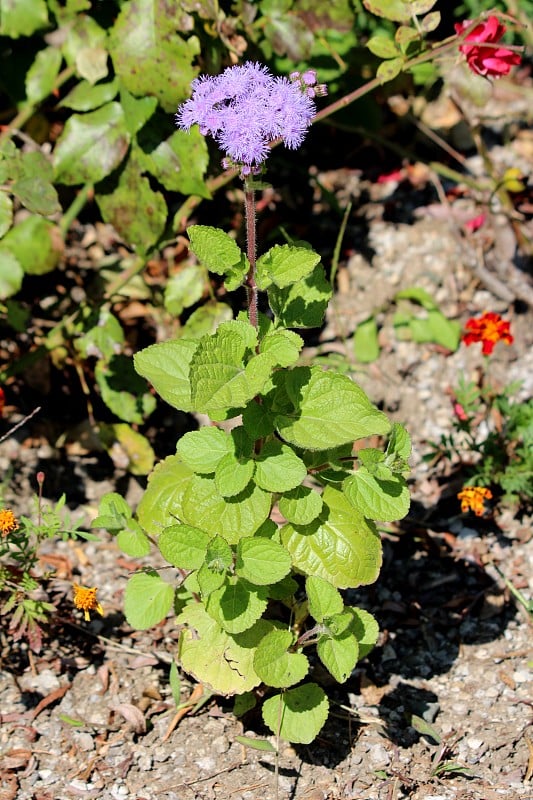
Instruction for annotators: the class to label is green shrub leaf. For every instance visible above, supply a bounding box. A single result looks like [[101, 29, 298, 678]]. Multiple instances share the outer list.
[[254, 629, 308, 688], [254, 440, 307, 493], [274, 367, 390, 450], [136, 455, 192, 536], [255, 244, 321, 290], [206, 576, 268, 634], [181, 475, 271, 545], [159, 524, 212, 570], [262, 683, 329, 744], [236, 537, 292, 586], [278, 486, 324, 526], [306, 576, 343, 622], [344, 470, 410, 521], [134, 339, 198, 412], [124, 571, 174, 629], [281, 487, 382, 589], [54, 103, 130, 185], [178, 603, 269, 695]]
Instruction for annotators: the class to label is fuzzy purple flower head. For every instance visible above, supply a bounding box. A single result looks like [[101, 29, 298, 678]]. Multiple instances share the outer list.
[[176, 62, 326, 173]]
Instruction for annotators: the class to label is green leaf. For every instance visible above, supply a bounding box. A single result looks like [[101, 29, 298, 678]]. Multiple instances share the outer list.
[[177, 427, 232, 474], [116, 520, 151, 558], [10, 177, 61, 216], [317, 631, 358, 683], [0, 216, 63, 275], [188, 225, 249, 286], [75, 46, 108, 84], [344, 470, 410, 521], [74, 307, 124, 360], [92, 492, 132, 531], [362, 0, 436, 22], [395, 25, 420, 49], [110, 0, 200, 113], [215, 452, 255, 497], [124, 571, 174, 629], [0, 193, 13, 238], [159, 524, 212, 570], [0, 249, 23, 299], [164, 264, 206, 317], [367, 35, 400, 59], [189, 322, 275, 418], [134, 339, 198, 412], [197, 562, 226, 597], [278, 486, 323, 526], [206, 536, 233, 572], [262, 683, 329, 744], [306, 576, 343, 622], [99, 423, 155, 476], [147, 128, 210, 197], [376, 57, 404, 84], [95, 356, 156, 424], [136, 455, 193, 536], [96, 156, 166, 252], [387, 422, 411, 461], [169, 661, 181, 707], [349, 607, 379, 660], [236, 537, 292, 586], [177, 603, 269, 695], [274, 367, 390, 451], [206, 576, 268, 634], [120, 86, 158, 135], [268, 264, 332, 328], [394, 286, 437, 310], [255, 244, 321, 290], [180, 475, 271, 545], [254, 629, 308, 688], [254, 440, 307, 493], [235, 735, 275, 752], [410, 310, 461, 350], [420, 10, 441, 32], [259, 329, 303, 368], [180, 302, 233, 339], [0, 0, 48, 37], [54, 103, 130, 185], [26, 47, 63, 104], [354, 317, 380, 363], [281, 486, 382, 589], [59, 79, 119, 112]]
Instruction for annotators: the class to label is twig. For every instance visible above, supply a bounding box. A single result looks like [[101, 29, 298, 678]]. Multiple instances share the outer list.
[[0, 406, 41, 444]]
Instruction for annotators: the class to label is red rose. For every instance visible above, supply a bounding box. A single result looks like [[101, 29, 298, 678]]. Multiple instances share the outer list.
[[455, 16, 521, 77]]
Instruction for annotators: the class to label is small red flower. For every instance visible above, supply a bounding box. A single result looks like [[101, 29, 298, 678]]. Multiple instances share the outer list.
[[462, 312, 513, 356], [455, 16, 521, 77], [464, 213, 486, 233], [453, 402, 468, 422]]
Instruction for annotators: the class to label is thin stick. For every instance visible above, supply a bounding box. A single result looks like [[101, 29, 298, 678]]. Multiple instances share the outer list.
[[0, 406, 41, 444]]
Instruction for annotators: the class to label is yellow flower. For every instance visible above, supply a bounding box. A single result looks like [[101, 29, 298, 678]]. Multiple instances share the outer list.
[[73, 583, 104, 621], [0, 508, 19, 536], [457, 486, 493, 517]]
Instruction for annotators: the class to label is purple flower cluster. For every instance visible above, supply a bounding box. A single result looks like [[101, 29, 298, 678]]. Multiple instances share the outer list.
[[176, 62, 325, 170]]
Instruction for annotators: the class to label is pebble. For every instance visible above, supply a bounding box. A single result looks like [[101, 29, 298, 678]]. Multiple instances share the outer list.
[[368, 743, 390, 767]]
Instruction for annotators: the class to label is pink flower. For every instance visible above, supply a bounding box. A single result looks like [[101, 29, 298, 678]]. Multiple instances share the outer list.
[[464, 213, 486, 232], [455, 16, 521, 77], [453, 402, 468, 422]]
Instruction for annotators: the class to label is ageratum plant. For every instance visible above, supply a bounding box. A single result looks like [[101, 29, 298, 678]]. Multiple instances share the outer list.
[[94, 63, 411, 745]]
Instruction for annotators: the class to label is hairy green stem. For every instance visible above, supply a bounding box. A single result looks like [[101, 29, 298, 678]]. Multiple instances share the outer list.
[[244, 183, 258, 329]]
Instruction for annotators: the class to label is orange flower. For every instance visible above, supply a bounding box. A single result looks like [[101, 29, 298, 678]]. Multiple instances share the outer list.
[[462, 312, 513, 356], [0, 508, 19, 536], [73, 583, 104, 621], [457, 486, 493, 516]]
